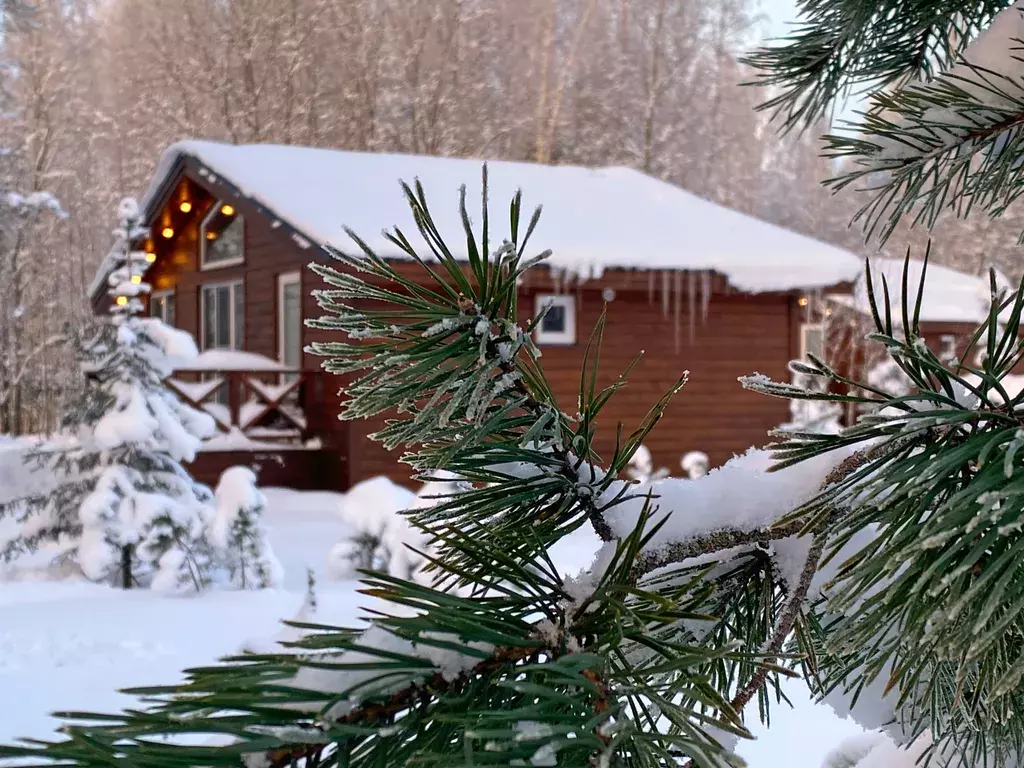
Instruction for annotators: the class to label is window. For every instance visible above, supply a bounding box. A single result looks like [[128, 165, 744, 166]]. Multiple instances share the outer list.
[[150, 290, 175, 326], [939, 334, 958, 363], [201, 201, 244, 268], [534, 294, 576, 346], [278, 272, 302, 373], [201, 281, 244, 351], [800, 323, 824, 361]]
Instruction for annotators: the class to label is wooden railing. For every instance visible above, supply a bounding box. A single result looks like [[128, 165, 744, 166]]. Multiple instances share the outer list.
[[167, 369, 326, 445]]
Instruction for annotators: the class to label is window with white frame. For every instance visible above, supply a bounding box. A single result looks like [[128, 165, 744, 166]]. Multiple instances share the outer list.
[[150, 290, 175, 326], [201, 281, 244, 351], [201, 201, 244, 269], [278, 272, 302, 375], [534, 294, 576, 346], [800, 323, 824, 361]]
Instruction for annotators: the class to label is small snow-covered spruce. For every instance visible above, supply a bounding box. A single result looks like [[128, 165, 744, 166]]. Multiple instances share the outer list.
[[0, 198, 216, 591], [10, 184, 1024, 765], [209, 467, 282, 589]]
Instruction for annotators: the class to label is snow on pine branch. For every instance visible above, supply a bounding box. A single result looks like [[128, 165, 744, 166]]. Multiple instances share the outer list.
[[598, 446, 854, 568]]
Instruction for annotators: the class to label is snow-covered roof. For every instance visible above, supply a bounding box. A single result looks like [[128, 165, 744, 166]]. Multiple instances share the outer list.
[[830, 258, 992, 324], [94, 140, 862, 297]]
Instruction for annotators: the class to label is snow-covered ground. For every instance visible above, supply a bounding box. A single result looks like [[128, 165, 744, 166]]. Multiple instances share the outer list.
[[0, 484, 861, 765]]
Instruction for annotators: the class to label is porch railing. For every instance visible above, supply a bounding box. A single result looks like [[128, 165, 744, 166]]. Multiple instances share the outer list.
[[167, 369, 327, 445]]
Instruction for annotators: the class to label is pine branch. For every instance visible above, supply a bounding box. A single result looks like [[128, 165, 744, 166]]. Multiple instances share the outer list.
[[821, 55, 1024, 242], [745, 0, 1010, 130]]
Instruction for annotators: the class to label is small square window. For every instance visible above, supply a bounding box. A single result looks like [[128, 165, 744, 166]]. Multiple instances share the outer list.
[[535, 294, 576, 346]]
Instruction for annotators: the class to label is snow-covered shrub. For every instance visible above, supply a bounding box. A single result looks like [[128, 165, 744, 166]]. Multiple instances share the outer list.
[[208, 467, 283, 590], [625, 445, 668, 482], [680, 450, 709, 479], [327, 475, 446, 581]]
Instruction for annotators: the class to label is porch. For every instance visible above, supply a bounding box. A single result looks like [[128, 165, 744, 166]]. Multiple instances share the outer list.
[[167, 350, 347, 490]]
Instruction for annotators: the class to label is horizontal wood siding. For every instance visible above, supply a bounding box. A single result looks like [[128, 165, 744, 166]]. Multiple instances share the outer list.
[[520, 287, 790, 474]]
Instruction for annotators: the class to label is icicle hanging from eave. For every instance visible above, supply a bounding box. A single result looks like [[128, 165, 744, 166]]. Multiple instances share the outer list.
[[661, 270, 670, 317], [688, 271, 696, 345], [700, 271, 712, 322], [673, 270, 683, 354]]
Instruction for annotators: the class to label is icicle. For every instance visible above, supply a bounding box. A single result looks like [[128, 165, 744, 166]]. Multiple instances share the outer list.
[[648, 271, 655, 305], [673, 270, 683, 354], [700, 270, 712, 322], [661, 270, 670, 317], [688, 271, 696, 345]]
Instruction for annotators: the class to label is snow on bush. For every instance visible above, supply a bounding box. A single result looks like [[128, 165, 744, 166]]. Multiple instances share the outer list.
[[327, 476, 454, 582], [625, 445, 668, 482], [208, 467, 283, 590], [680, 450, 709, 479]]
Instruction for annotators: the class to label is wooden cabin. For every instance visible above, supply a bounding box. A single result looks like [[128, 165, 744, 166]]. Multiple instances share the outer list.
[[88, 141, 862, 490]]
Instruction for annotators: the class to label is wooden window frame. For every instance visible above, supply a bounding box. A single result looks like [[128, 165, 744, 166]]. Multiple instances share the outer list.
[[200, 201, 245, 270], [534, 293, 576, 346], [200, 280, 244, 351], [278, 271, 302, 369], [799, 322, 824, 361], [150, 289, 175, 326]]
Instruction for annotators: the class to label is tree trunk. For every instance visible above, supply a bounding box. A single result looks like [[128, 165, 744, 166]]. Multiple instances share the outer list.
[[120, 544, 133, 590]]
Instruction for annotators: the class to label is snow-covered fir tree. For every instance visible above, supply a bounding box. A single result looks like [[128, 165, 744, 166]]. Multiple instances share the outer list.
[[209, 466, 282, 589], [0, 198, 216, 591]]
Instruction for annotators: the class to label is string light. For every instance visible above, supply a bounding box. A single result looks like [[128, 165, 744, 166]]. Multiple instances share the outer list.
[[221, 204, 235, 216], [162, 226, 174, 239], [115, 296, 128, 307], [206, 230, 217, 240], [179, 201, 192, 213], [130, 275, 142, 285], [145, 251, 156, 263], [798, 296, 809, 307]]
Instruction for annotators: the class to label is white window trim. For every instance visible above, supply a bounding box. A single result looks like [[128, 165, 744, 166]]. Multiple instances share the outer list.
[[200, 201, 245, 270], [278, 271, 301, 369], [200, 280, 244, 351], [150, 289, 174, 323], [534, 293, 576, 346], [799, 322, 824, 361]]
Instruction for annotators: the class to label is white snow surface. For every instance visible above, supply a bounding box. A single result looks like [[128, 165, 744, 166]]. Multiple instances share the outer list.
[[604, 446, 853, 557], [120, 141, 863, 294], [830, 257, 993, 324], [0, 480, 865, 766]]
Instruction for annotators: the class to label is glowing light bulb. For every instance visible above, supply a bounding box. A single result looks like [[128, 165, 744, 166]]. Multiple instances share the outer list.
[[179, 201, 192, 213], [221, 204, 235, 216], [206, 230, 217, 240], [161, 226, 174, 239], [145, 251, 156, 263], [115, 296, 128, 307], [798, 297, 809, 307], [130, 275, 142, 285]]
